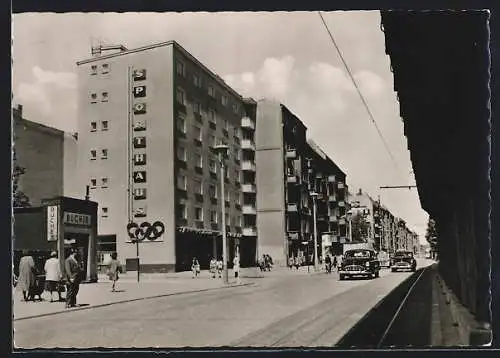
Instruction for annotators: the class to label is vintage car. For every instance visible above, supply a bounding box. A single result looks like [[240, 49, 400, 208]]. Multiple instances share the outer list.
[[390, 250, 417, 272], [339, 249, 380, 280]]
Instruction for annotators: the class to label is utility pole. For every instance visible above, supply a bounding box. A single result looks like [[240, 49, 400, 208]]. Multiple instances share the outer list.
[[214, 145, 229, 284]]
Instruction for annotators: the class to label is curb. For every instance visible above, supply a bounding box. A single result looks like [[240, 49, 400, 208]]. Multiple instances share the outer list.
[[14, 282, 254, 322]]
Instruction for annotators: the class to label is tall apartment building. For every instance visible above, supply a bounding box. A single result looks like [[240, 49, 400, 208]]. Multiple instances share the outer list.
[[349, 189, 377, 247], [76, 41, 257, 272], [255, 99, 348, 265]]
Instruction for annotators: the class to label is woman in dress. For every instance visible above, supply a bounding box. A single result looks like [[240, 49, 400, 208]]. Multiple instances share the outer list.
[[107, 252, 122, 292], [18, 250, 36, 301], [44, 251, 62, 302], [191, 257, 200, 278]]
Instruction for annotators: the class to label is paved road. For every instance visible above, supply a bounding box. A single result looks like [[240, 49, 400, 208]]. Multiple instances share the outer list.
[[14, 266, 427, 348]]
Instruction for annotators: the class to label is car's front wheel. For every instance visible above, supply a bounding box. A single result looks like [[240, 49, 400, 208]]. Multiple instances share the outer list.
[[339, 274, 345, 281]]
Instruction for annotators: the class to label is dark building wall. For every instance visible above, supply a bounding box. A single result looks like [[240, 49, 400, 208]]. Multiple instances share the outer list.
[[14, 111, 64, 207]]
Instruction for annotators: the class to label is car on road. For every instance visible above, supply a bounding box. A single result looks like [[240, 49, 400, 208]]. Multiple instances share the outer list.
[[339, 249, 380, 280], [390, 250, 417, 272]]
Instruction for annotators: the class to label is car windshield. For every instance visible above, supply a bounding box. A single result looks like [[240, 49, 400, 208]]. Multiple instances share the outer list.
[[345, 250, 371, 258], [394, 251, 413, 258]]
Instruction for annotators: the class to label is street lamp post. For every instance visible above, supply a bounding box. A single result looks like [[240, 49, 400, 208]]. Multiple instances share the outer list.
[[347, 211, 352, 242], [213, 144, 229, 284], [310, 192, 319, 272]]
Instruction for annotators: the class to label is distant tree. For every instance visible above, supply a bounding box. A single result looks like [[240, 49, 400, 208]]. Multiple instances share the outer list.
[[350, 212, 370, 242], [12, 147, 31, 208]]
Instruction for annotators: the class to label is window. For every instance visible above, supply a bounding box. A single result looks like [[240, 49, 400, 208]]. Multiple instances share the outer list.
[[224, 188, 230, 201], [176, 87, 185, 105], [102, 63, 110, 74], [194, 153, 203, 168], [221, 95, 228, 106], [101, 149, 108, 159], [102, 121, 109, 131], [178, 173, 187, 190], [90, 178, 97, 188], [233, 148, 239, 161], [102, 92, 109, 102], [234, 127, 240, 139], [225, 168, 229, 181], [90, 93, 97, 103], [90, 150, 97, 160], [209, 135, 216, 148], [195, 207, 203, 221], [177, 146, 186, 161], [208, 109, 216, 123], [193, 126, 202, 141], [209, 184, 217, 198], [101, 177, 109, 188], [224, 119, 230, 131], [211, 210, 218, 223], [102, 207, 109, 218], [208, 85, 215, 97], [90, 65, 97, 75], [236, 216, 242, 227], [193, 73, 201, 88], [91, 122, 97, 132], [176, 60, 186, 76], [193, 101, 201, 114], [235, 192, 241, 205], [194, 179, 203, 195], [177, 115, 186, 133], [225, 213, 229, 224], [209, 158, 216, 173], [233, 103, 240, 114], [179, 203, 187, 220]]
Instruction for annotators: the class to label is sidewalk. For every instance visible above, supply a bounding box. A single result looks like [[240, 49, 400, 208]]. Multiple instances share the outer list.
[[13, 272, 252, 321]]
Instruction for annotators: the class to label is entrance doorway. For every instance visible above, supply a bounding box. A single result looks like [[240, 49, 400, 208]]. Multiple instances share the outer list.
[[64, 233, 89, 281]]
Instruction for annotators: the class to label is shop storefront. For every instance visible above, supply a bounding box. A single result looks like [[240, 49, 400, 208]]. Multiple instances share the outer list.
[[14, 196, 98, 282]]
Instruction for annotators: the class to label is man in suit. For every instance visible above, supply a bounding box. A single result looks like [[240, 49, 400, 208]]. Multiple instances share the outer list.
[[64, 249, 82, 308]]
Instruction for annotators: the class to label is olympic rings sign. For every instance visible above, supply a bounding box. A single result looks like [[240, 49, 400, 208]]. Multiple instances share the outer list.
[[127, 221, 165, 242]]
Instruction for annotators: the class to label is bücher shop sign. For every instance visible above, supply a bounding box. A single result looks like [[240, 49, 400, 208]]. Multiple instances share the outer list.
[[63, 212, 91, 226]]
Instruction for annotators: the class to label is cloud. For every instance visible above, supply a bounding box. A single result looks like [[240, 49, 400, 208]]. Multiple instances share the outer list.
[[32, 66, 77, 89], [353, 70, 385, 97], [16, 82, 52, 115]]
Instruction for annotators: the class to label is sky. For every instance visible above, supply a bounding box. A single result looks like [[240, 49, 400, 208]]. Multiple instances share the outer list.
[[12, 11, 429, 244]]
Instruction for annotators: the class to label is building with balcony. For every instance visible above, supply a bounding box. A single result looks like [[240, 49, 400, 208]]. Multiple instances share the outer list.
[[75, 41, 256, 272], [348, 188, 377, 248], [254, 99, 347, 265]]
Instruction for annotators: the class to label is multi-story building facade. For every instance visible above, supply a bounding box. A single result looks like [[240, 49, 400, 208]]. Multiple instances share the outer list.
[[255, 99, 347, 265], [76, 41, 256, 272], [348, 189, 377, 248], [13, 104, 79, 206]]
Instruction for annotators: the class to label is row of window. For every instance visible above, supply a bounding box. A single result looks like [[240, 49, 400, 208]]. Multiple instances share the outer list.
[[177, 144, 242, 167], [91, 121, 109, 132], [90, 177, 109, 188], [90, 63, 110, 75], [90, 149, 108, 160], [176, 60, 241, 115], [177, 173, 242, 204], [178, 202, 242, 226], [90, 91, 109, 103]]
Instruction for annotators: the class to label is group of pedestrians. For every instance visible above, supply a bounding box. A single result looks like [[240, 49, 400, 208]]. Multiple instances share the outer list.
[[16, 249, 123, 309], [258, 254, 273, 271], [192, 255, 241, 281], [323, 254, 338, 274]]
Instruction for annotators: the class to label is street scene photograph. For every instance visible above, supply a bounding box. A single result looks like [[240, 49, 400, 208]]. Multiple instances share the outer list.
[[11, 10, 491, 349]]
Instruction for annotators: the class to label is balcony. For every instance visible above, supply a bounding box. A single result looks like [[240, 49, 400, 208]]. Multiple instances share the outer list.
[[328, 175, 336, 183], [287, 175, 298, 184], [339, 218, 346, 225], [328, 195, 337, 202], [242, 184, 256, 193], [287, 203, 298, 212], [338, 182, 345, 189], [329, 215, 338, 222], [286, 148, 297, 159], [241, 139, 256, 151], [242, 205, 257, 215], [338, 201, 345, 207], [241, 161, 256, 172], [243, 227, 257, 236], [241, 117, 255, 130]]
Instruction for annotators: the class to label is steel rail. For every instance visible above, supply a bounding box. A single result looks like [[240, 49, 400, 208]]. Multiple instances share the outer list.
[[376, 266, 428, 348]]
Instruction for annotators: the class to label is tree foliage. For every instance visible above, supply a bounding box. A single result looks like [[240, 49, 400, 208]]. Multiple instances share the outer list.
[[12, 148, 31, 208], [351, 212, 370, 242]]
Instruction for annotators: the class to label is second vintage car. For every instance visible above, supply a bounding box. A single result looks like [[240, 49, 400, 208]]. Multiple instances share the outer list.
[[390, 250, 417, 272], [339, 249, 380, 280]]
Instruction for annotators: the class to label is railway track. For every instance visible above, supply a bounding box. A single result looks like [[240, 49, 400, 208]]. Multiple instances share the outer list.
[[335, 266, 431, 348]]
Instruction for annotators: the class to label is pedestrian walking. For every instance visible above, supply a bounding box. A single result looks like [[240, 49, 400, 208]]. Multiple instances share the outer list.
[[216, 258, 223, 278], [191, 257, 200, 278], [64, 249, 82, 308], [325, 254, 332, 274], [44, 251, 62, 302], [107, 252, 122, 292], [233, 255, 240, 282], [294, 256, 301, 270], [209, 257, 217, 278], [288, 256, 294, 270], [18, 250, 36, 301], [333, 255, 338, 271]]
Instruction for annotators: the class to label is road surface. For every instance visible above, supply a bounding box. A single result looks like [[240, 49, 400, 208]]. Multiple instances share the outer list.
[[14, 265, 428, 348]]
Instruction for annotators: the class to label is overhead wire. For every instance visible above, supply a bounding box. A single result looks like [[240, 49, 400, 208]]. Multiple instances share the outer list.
[[317, 11, 400, 171]]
